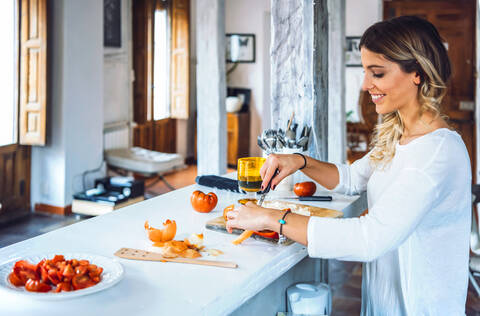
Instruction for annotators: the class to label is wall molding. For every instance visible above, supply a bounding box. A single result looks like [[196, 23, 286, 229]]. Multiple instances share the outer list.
[[35, 203, 72, 216]]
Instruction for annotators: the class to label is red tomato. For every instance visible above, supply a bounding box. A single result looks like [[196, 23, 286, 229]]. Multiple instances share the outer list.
[[25, 279, 52, 292], [72, 274, 96, 290], [13, 260, 39, 284], [47, 268, 61, 285], [293, 181, 317, 197], [55, 282, 72, 292], [62, 264, 75, 280], [190, 190, 218, 213], [8, 272, 25, 286], [75, 265, 88, 276]]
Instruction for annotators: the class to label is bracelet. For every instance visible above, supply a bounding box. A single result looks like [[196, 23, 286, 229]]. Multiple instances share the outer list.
[[278, 209, 292, 235], [293, 152, 307, 170]]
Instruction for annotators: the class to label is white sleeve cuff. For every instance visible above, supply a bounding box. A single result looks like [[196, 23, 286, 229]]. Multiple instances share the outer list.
[[331, 163, 349, 194]]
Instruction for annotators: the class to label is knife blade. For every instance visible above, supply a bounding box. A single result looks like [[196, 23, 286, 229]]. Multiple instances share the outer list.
[[279, 196, 333, 202], [257, 168, 279, 206]]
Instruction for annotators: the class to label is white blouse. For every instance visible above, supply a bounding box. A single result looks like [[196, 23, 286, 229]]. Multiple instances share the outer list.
[[307, 128, 471, 315]]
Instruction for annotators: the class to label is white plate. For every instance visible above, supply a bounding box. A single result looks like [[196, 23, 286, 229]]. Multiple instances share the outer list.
[[0, 253, 124, 300]]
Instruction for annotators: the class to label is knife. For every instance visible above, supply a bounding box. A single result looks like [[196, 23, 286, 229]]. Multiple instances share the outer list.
[[280, 196, 333, 202], [257, 169, 279, 206]]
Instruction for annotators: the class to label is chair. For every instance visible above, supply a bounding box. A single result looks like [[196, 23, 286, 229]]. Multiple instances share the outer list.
[[469, 185, 480, 296]]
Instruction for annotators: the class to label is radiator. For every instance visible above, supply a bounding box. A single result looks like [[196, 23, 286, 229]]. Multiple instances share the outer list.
[[103, 121, 130, 150]]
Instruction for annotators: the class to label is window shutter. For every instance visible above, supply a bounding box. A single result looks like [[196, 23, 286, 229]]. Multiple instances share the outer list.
[[170, 0, 189, 119], [19, 0, 47, 146]]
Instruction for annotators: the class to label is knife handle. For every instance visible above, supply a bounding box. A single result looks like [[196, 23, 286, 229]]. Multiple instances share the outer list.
[[299, 196, 332, 201]]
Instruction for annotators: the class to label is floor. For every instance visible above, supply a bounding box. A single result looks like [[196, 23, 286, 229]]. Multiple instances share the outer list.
[[1, 164, 479, 315]]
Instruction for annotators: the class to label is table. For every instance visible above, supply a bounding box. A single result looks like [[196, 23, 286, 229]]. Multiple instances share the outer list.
[[0, 180, 364, 316]]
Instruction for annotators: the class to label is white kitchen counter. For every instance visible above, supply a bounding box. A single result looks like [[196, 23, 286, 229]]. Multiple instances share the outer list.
[[0, 181, 362, 316]]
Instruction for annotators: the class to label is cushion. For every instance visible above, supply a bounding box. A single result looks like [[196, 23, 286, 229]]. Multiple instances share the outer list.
[[105, 147, 184, 175]]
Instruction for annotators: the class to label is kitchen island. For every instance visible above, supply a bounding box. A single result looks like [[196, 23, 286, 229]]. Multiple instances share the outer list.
[[0, 180, 364, 316]]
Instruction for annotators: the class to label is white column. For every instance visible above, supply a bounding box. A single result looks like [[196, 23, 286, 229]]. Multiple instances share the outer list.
[[327, 0, 346, 164], [196, 0, 227, 175]]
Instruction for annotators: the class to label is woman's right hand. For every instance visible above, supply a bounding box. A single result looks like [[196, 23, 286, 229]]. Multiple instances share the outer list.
[[260, 153, 305, 191]]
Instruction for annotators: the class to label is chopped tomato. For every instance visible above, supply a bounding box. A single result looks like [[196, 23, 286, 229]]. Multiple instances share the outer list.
[[55, 281, 72, 292], [72, 274, 96, 290], [51, 255, 65, 264], [75, 265, 88, 276], [62, 264, 75, 279], [8, 272, 25, 286], [47, 268, 61, 285], [9, 255, 103, 293], [25, 279, 52, 292]]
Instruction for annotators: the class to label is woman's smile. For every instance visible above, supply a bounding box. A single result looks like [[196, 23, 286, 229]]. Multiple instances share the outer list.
[[370, 93, 386, 103]]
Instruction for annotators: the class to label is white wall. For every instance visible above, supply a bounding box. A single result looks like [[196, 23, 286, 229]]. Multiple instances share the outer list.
[[225, 0, 271, 157], [345, 0, 382, 123], [104, 0, 132, 127], [31, 0, 104, 207]]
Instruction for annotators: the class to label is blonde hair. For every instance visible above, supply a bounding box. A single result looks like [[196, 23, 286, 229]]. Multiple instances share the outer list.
[[359, 16, 451, 166]]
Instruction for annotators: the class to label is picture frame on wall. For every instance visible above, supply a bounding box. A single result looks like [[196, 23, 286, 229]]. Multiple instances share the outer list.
[[104, 0, 121, 48], [345, 36, 362, 67], [226, 33, 255, 63]]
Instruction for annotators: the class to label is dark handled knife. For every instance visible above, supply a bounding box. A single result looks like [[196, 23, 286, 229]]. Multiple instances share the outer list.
[[282, 196, 333, 202], [257, 168, 279, 206]]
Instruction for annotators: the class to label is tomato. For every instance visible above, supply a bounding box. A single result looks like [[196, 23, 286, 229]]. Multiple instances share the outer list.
[[47, 268, 61, 285], [13, 260, 39, 284], [190, 190, 218, 213], [293, 181, 317, 197], [9, 255, 103, 293], [55, 282, 72, 293], [75, 265, 88, 276], [223, 204, 234, 222], [25, 279, 52, 292], [51, 255, 65, 264], [62, 264, 75, 280], [144, 220, 177, 242], [253, 230, 279, 239], [72, 274, 96, 290], [8, 272, 25, 286]]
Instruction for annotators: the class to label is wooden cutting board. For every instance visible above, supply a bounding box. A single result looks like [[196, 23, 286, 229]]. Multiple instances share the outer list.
[[206, 200, 343, 244]]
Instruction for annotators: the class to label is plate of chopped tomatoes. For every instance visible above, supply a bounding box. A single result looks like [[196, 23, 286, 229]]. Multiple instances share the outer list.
[[0, 253, 124, 299]]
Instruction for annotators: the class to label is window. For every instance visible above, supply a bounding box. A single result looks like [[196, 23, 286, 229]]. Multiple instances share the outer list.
[[153, 7, 170, 120], [0, 0, 17, 146]]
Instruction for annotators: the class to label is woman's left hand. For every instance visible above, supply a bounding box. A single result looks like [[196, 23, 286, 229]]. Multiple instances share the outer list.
[[225, 202, 274, 233]]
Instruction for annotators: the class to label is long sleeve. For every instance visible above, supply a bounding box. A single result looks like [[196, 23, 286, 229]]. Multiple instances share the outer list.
[[333, 152, 374, 195], [307, 168, 437, 262]]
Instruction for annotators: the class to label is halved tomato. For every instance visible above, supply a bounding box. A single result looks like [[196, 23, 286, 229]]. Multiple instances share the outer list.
[[25, 279, 52, 292], [72, 274, 96, 290]]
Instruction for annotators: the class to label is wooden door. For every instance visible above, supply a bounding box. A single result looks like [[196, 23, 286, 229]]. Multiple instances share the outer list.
[[384, 0, 476, 178], [0, 0, 46, 222], [0, 145, 31, 223]]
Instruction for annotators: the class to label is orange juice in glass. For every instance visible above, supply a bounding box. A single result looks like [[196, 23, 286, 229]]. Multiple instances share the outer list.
[[237, 157, 266, 195]]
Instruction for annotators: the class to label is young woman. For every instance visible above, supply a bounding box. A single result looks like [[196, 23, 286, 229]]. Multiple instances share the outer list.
[[226, 16, 472, 315]]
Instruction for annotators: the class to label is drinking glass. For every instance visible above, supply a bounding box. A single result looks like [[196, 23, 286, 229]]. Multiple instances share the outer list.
[[237, 157, 266, 196]]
